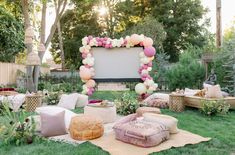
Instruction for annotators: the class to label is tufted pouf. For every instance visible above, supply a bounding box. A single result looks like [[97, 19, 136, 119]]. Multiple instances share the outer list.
[[136, 107, 161, 117], [113, 114, 170, 147], [69, 115, 104, 140], [84, 105, 117, 123]]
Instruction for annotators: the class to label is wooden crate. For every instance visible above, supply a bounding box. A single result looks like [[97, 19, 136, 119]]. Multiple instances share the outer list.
[[184, 96, 235, 109]]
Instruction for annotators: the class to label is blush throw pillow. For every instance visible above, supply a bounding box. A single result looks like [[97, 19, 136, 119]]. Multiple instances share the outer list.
[[35, 106, 78, 131], [40, 111, 66, 137], [58, 93, 79, 110], [205, 85, 223, 98]]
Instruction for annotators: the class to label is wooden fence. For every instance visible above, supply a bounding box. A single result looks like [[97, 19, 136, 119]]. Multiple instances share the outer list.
[[0, 62, 50, 85]]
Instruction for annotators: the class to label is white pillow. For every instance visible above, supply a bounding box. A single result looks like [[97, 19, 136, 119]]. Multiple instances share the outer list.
[[58, 93, 79, 110], [143, 113, 179, 134], [35, 106, 78, 132], [184, 88, 200, 96], [75, 93, 88, 107]]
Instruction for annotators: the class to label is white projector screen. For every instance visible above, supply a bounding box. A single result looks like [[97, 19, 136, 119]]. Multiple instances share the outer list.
[[92, 47, 142, 80]]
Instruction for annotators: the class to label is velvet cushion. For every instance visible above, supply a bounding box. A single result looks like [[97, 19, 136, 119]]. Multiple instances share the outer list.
[[40, 111, 66, 137]]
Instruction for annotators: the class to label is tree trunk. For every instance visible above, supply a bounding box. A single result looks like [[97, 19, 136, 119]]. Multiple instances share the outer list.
[[57, 20, 65, 70], [21, 0, 34, 92]]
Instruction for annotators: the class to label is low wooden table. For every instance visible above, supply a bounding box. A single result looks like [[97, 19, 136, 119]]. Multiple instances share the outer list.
[[169, 94, 185, 112]]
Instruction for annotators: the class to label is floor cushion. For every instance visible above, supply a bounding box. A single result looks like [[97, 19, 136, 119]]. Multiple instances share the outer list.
[[136, 107, 161, 117], [75, 93, 88, 107], [40, 111, 67, 137], [69, 115, 104, 140], [143, 98, 168, 108], [84, 105, 117, 123], [35, 106, 78, 132], [58, 93, 79, 110], [113, 114, 170, 147], [143, 113, 179, 134]]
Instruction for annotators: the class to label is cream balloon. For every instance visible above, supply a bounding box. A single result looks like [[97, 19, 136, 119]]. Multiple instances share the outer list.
[[135, 83, 147, 95], [143, 37, 153, 47], [86, 79, 96, 88]]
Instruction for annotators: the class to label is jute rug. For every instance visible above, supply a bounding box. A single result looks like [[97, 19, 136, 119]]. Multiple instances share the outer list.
[[49, 122, 211, 155]]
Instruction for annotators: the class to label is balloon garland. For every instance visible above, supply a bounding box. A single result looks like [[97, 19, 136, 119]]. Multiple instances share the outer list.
[[79, 34, 158, 96]]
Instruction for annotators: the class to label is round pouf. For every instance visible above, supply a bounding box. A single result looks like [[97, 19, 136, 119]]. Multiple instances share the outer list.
[[69, 115, 104, 140], [136, 107, 161, 117], [84, 105, 117, 123]]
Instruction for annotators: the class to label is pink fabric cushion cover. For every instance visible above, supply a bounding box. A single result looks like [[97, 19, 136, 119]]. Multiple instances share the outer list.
[[206, 85, 223, 98], [40, 111, 67, 137], [113, 114, 170, 147]]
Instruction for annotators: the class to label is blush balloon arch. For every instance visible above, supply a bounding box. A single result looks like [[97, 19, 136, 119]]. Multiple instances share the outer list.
[[79, 34, 158, 96]]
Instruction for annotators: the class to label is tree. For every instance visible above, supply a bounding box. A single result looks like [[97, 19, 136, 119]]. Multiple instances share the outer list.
[[149, 0, 208, 61], [20, 0, 68, 92], [50, 2, 103, 68], [0, 6, 24, 62]]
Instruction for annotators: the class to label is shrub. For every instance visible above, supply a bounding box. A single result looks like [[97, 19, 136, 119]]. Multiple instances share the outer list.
[[201, 100, 230, 116], [166, 45, 205, 90], [44, 91, 62, 105], [0, 100, 36, 145], [114, 92, 139, 115]]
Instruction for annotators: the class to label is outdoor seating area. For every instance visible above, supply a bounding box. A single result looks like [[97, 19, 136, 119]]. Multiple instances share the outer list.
[[1, 0, 235, 155]]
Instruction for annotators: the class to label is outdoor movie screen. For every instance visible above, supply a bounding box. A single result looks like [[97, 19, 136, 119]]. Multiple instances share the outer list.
[[92, 47, 142, 81]]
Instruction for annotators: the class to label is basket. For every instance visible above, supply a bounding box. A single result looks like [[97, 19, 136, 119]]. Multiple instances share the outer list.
[[25, 95, 42, 112], [169, 94, 185, 112]]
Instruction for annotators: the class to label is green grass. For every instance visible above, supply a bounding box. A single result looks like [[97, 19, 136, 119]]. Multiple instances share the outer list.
[[1, 91, 235, 155]]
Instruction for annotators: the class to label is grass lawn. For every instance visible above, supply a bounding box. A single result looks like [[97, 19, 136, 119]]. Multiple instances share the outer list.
[[1, 91, 235, 155]]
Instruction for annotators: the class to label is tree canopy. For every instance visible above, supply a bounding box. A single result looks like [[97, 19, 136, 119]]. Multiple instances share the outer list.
[[50, 0, 209, 68], [0, 6, 24, 62]]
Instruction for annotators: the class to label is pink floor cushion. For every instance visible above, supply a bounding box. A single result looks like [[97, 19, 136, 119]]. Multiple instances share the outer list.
[[113, 114, 170, 147], [143, 98, 169, 108]]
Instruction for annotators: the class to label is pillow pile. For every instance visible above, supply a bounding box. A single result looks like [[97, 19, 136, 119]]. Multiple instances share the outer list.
[[57, 93, 88, 109], [35, 106, 78, 133]]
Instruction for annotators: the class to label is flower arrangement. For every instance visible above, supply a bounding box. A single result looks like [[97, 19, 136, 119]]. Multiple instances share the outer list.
[[201, 100, 230, 116], [79, 34, 158, 95]]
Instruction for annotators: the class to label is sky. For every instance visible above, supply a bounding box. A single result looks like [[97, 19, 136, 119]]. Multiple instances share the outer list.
[[43, 0, 235, 61]]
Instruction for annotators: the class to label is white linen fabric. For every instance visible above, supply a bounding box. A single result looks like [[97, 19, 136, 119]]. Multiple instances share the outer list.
[[58, 93, 79, 110], [75, 93, 88, 107], [184, 88, 200, 96], [143, 113, 179, 134], [35, 106, 78, 132], [0, 94, 25, 112]]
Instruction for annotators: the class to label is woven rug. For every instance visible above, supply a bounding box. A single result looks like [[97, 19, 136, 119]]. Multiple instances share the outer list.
[[49, 121, 211, 154]]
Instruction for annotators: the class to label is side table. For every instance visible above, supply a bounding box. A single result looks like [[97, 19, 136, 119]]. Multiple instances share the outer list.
[[169, 94, 185, 112]]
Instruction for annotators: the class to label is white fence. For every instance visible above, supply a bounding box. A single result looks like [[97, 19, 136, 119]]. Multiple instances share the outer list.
[[0, 62, 50, 85]]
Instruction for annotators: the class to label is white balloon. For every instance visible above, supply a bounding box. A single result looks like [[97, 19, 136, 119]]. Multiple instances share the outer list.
[[147, 67, 152, 71], [154, 83, 158, 88], [141, 69, 148, 75], [135, 83, 147, 95], [139, 52, 145, 58], [147, 89, 153, 94]]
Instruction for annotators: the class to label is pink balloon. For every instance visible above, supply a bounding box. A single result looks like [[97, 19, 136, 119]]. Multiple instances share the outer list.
[[82, 53, 87, 58], [144, 46, 156, 57], [147, 62, 153, 67], [87, 90, 93, 96], [98, 41, 102, 46], [105, 44, 109, 48], [79, 68, 92, 80], [86, 79, 96, 88], [130, 34, 141, 45], [143, 37, 153, 47]]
